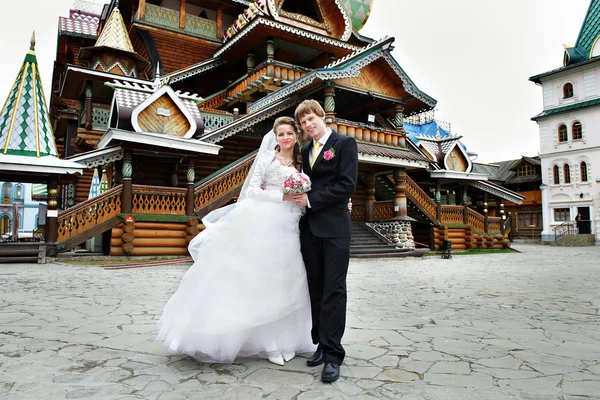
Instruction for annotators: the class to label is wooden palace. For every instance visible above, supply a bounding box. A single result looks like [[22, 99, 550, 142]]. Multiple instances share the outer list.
[[0, 0, 525, 260]]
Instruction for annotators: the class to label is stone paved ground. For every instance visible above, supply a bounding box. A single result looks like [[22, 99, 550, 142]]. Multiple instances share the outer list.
[[1, 244, 600, 399]]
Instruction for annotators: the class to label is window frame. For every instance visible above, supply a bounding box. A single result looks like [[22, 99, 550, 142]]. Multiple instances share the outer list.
[[554, 208, 570, 222], [580, 161, 588, 182], [553, 165, 560, 185], [572, 121, 582, 140], [558, 124, 568, 142], [563, 83, 574, 98], [563, 164, 571, 184]]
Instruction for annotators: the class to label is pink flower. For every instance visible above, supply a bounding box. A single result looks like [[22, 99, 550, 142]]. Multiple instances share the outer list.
[[323, 148, 336, 161]]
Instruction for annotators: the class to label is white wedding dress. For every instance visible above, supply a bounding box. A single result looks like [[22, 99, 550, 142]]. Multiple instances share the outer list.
[[157, 153, 315, 363]]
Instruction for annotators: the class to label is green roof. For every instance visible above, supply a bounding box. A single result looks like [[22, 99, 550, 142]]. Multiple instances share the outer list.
[[575, 0, 600, 56], [0, 33, 57, 157], [531, 97, 600, 120]]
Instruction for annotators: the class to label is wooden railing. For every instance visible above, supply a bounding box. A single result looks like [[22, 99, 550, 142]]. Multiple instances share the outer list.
[[467, 208, 485, 233], [441, 206, 464, 224], [351, 204, 366, 221], [404, 174, 439, 224], [135, 3, 217, 39], [199, 92, 227, 110], [488, 217, 501, 234], [199, 108, 234, 132], [194, 151, 257, 212], [57, 186, 122, 242], [132, 185, 187, 215], [374, 202, 393, 221], [326, 118, 406, 148], [502, 216, 512, 235]]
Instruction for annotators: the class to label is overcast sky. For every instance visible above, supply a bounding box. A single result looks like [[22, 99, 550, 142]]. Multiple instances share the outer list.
[[0, 0, 591, 163]]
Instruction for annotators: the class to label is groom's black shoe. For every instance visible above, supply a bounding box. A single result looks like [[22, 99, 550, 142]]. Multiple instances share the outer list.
[[306, 350, 323, 366], [321, 361, 340, 382]]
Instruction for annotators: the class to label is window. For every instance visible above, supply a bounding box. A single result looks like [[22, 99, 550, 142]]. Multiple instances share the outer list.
[[2, 183, 11, 204], [572, 121, 582, 140], [554, 208, 570, 221], [581, 161, 588, 182], [0, 215, 9, 236], [564, 164, 571, 184], [518, 212, 542, 228], [563, 83, 573, 98], [553, 165, 560, 184], [518, 163, 536, 177], [558, 124, 568, 142], [15, 185, 23, 201]]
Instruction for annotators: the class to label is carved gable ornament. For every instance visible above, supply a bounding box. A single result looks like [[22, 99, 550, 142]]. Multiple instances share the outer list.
[[443, 144, 472, 173], [130, 86, 198, 138]]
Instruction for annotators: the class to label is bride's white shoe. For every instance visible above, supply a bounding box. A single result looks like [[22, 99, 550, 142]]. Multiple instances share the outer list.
[[268, 355, 284, 366], [283, 352, 295, 362]]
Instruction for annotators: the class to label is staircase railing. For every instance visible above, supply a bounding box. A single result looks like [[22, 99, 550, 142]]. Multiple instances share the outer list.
[[440, 206, 463, 224], [554, 220, 576, 240], [502, 215, 512, 235], [466, 208, 485, 232], [57, 185, 123, 242], [194, 150, 258, 213], [132, 185, 187, 215], [404, 175, 439, 224], [488, 217, 502, 234]]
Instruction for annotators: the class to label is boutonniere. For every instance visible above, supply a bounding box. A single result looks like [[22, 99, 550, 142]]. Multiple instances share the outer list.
[[323, 147, 336, 161]]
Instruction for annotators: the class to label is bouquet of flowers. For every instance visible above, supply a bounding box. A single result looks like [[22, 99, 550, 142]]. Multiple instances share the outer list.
[[282, 172, 311, 194]]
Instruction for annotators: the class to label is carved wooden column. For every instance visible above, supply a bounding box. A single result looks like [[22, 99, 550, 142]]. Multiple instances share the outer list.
[[121, 149, 133, 214], [186, 160, 195, 216], [266, 38, 275, 77], [365, 173, 376, 222], [179, 0, 186, 30], [84, 82, 93, 130], [435, 179, 442, 222], [393, 168, 407, 218], [46, 179, 59, 245], [462, 185, 469, 224], [394, 104, 406, 147], [483, 192, 489, 233], [324, 82, 336, 122], [247, 53, 255, 74], [171, 164, 179, 187], [138, 0, 146, 20]]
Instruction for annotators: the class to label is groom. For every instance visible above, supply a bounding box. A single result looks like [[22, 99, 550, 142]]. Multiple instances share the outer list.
[[293, 100, 358, 382]]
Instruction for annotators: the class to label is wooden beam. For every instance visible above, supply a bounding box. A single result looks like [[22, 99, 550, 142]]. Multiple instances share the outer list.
[[139, 0, 146, 20], [179, 0, 186, 30]]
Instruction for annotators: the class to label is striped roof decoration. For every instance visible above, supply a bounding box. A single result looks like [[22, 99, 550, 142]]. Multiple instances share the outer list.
[[340, 0, 374, 31], [95, 6, 135, 53], [0, 33, 58, 157]]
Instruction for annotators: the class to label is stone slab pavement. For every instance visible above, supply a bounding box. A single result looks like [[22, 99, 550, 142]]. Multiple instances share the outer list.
[[1, 244, 600, 399]]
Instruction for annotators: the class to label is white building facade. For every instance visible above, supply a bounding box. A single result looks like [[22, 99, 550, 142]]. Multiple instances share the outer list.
[[530, 1, 600, 242], [0, 182, 43, 238]]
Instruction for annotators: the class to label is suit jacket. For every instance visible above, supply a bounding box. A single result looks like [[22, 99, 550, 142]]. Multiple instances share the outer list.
[[300, 130, 358, 238]]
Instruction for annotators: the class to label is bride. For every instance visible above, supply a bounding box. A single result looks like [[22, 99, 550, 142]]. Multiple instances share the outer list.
[[157, 117, 315, 365]]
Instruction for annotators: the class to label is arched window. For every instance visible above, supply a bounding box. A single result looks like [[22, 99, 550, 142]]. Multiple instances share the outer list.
[[563, 83, 574, 98], [572, 121, 582, 140], [564, 164, 571, 184], [0, 214, 10, 236], [580, 161, 588, 182], [553, 165, 560, 184], [558, 124, 568, 142], [2, 183, 12, 204], [14, 185, 23, 201]]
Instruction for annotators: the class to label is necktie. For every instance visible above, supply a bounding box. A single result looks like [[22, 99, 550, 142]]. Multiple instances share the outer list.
[[311, 141, 322, 167]]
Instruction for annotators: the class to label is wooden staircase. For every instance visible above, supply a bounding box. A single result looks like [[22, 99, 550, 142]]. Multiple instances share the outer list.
[[0, 242, 47, 263]]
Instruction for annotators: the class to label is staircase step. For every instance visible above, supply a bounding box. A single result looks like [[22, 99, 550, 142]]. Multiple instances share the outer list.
[[0, 256, 40, 263]]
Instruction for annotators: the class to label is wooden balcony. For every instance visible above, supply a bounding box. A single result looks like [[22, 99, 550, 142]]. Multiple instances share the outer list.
[[200, 60, 309, 109], [325, 118, 406, 148], [135, 2, 217, 40]]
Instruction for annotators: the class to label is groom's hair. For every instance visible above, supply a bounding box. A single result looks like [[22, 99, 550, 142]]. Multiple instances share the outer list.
[[294, 99, 325, 124]]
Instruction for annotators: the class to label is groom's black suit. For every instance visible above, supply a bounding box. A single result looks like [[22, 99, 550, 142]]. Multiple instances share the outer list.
[[300, 130, 358, 365]]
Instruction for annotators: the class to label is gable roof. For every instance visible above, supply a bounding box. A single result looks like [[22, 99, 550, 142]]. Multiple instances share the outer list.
[[573, 0, 600, 62]]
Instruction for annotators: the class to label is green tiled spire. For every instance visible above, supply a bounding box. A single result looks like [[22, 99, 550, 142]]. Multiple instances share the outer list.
[[0, 33, 58, 157], [565, 0, 600, 65]]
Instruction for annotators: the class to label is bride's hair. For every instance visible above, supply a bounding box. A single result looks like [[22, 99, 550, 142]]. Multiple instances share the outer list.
[[273, 116, 303, 171]]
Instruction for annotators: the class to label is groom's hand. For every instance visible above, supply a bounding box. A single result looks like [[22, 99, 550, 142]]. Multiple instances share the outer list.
[[293, 193, 308, 207]]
